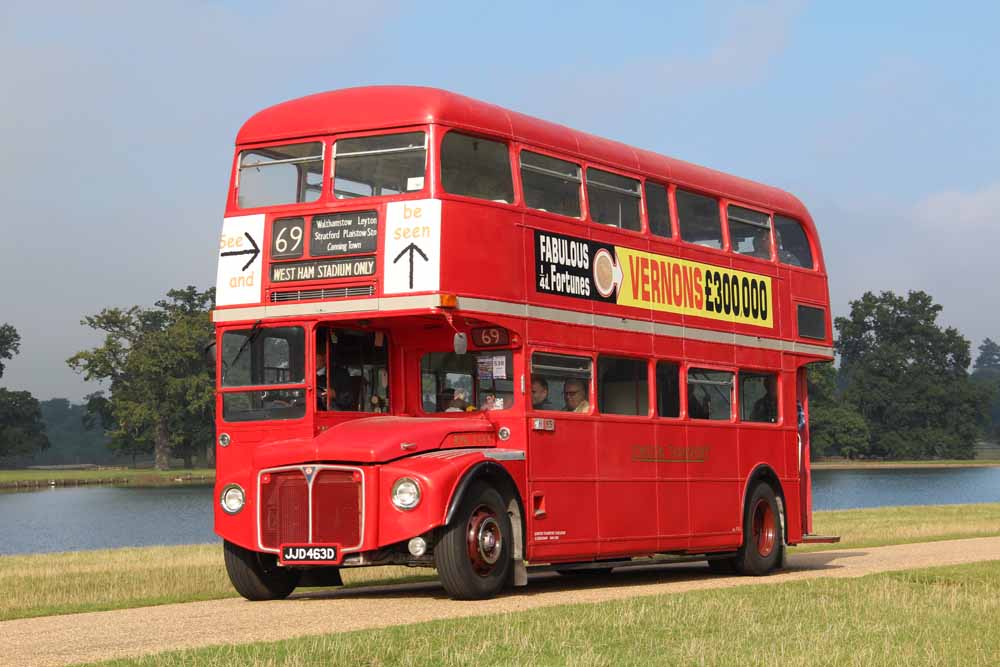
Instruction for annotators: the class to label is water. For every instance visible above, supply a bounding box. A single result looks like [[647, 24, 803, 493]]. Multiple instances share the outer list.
[[0, 485, 216, 556], [2, 467, 999, 555]]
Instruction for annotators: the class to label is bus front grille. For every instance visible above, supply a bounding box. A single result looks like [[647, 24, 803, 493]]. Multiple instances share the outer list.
[[259, 467, 363, 552]]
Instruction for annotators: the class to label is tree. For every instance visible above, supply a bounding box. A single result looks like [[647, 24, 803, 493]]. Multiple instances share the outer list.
[[835, 290, 989, 460], [68, 287, 215, 470], [0, 323, 49, 459], [0, 323, 21, 380], [974, 338, 1000, 373], [972, 338, 1000, 442], [806, 361, 871, 458]]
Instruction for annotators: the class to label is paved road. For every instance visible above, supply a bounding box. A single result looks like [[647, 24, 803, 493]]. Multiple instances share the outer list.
[[5, 537, 1000, 667]]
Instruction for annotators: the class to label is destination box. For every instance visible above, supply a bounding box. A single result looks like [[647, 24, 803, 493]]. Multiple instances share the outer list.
[[311, 210, 378, 257], [270, 256, 376, 283]]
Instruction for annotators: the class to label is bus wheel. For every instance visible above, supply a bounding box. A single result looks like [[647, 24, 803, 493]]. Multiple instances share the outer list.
[[435, 482, 512, 600], [223, 540, 300, 601], [735, 482, 783, 576]]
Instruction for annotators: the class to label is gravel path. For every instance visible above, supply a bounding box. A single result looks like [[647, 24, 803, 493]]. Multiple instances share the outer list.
[[5, 537, 1000, 667]]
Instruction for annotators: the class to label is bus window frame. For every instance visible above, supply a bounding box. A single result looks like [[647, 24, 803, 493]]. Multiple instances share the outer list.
[[595, 354, 652, 418], [329, 125, 431, 204], [724, 200, 776, 263], [774, 214, 818, 271], [673, 187, 729, 257], [232, 138, 328, 214], [583, 163, 646, 237], [684, 364, 736, 423], [436, 127, 520, 209], [654, 358, 683, 420], [517, 146, 584, 222], [643, 179, 674, 240], [737, 369, 782, 426], [529, 346, 595, 417]]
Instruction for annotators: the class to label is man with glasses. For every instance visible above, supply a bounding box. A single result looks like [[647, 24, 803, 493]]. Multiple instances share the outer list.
[[562, 378, 590, 413]]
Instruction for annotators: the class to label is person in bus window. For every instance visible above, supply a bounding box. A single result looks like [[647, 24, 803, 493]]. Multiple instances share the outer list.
[[751, 376, 778, 423], [315, 345, 328, 410], [330, 366, 356, 411], [532, 378, 553, 410], [562, 378, 590, 413]]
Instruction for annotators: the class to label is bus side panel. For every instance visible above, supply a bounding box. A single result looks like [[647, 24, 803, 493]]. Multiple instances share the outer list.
[[655, 420, 691, 551], [527, 417, 599, 561], [440, 200, 525, 303], [686, 421, 741, 550], [595, 417, 658, 557]]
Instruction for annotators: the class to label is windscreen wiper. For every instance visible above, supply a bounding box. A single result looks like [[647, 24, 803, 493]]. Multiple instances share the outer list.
[[223, 320, 262, 383]]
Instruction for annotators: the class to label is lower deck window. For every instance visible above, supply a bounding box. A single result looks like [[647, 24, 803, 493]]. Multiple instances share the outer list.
[[687, 368, 733, 420], [316, 328, 389, 413], [597, 356, 648, 415], [740, 372, 778, 423], [421, 350, 515, 412], [531, 352, 592, 413]]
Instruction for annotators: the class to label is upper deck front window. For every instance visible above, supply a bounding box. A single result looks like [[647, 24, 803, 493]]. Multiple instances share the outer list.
[[237, 142, 323, 209], [333, 132, 427, 199]]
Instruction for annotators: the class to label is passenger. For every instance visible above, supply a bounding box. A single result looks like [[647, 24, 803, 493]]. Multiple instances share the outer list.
[[315, 344, 329, 410], [437, 388, 456, 412], [532, 378, 553, 410], [562, 378, 590, 413], [751, 376, 778, 423], [330, 366, 356, 411]]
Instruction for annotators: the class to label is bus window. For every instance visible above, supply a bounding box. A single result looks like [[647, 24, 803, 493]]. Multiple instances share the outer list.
[[221, 326, 306, 421], [645, 182, 671, 238], [740, 372, 778, 423], [532, 352, 592, 414], [237, 142, 323, 208], [520, 151, 581, 218], [333, 132, 426, 199], [687, 368, 733, 420], [421, 350, 514, 412], [656, 361, 680, 417], [728, 205, 772, 260], [597, 356, 648, 415], [775, 215, 814, 269], [316, 328, 389, 413], [441, 133, 514, 203], [676, 189, 722, 249], [587, 168, 641, 231]]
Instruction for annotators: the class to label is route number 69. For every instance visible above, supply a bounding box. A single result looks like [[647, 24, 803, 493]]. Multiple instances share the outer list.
[[272, 218, 305, 259]]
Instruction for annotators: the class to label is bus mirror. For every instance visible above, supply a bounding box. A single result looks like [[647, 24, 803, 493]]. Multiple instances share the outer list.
[[203, 342, 217, 370], [453, 332, 468, 355]]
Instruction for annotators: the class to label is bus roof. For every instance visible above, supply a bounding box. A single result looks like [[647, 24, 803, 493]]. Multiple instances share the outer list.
[[237, 85, 810, 219]]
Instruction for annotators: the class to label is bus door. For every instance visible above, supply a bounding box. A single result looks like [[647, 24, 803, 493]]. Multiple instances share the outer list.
[[526, 351, 599, 561], [685, 367, 742, 550]]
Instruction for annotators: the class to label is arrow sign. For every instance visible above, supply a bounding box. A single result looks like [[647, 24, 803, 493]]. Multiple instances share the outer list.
[[393, 242, 428, 289], [220, 232, 260, 271]]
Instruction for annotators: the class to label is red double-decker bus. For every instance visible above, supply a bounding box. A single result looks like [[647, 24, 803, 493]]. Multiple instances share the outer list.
[[213, 86, 834, 600]]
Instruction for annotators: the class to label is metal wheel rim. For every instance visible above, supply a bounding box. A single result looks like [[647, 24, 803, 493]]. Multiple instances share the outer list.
[[751, 498, 776, 558], [466, 506, 502, 576]]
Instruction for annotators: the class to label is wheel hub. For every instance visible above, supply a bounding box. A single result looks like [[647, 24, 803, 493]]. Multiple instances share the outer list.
[[466, 506, 502, 575], [752, 498, 776, 558]]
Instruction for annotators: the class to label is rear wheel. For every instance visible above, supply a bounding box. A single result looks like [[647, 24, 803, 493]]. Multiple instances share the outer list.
[[435, 482, 512, 600], [733, 481, 783, 576], [224, 540, 300, 601]]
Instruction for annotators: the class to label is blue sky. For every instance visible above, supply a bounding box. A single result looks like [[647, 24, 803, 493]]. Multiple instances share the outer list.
[[2, 0, 998, 400]]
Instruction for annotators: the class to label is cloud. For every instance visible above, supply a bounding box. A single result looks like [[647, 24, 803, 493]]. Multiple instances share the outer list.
[[914, 183, 1000, 229]]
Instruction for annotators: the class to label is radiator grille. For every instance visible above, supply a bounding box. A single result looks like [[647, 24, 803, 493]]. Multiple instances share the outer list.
[[258, 467, 363, 551], [270, 285, 374, 302]]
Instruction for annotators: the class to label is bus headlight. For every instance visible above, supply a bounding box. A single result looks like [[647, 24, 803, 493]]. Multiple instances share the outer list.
[[391, 478, 421, 511], [220, 484, 246, 514]]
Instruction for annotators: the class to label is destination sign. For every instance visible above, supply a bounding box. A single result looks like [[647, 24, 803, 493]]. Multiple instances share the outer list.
[[311, 210, 378, 257], [270, 256, 376, 283]]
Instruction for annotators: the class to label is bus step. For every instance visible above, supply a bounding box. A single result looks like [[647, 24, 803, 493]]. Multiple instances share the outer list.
[[800, 534, 841, 544]]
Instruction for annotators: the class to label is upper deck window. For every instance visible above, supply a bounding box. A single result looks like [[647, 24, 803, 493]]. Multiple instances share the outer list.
[[441, 132, 514, 203], [727, 205, 772, 260], [520, 151, 582, 218], [645, 182, 671, 238], [775, 215, 814, 269], [237, 142, 323, 209], [333, 132, 426, 199], [587, 168, 641, 231], [676, 189, 722, 249]]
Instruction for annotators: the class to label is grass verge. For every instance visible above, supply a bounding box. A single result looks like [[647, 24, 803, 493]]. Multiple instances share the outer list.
[[3, 503, 999, 623], [0, 468, 215, 487], [90, 560, 1000, 666]]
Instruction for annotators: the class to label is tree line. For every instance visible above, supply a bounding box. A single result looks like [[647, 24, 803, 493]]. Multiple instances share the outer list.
[[1, 287, 998, 468]]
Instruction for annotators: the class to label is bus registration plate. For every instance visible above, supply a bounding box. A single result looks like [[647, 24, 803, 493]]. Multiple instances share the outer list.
[[279, 544, 340, 565]]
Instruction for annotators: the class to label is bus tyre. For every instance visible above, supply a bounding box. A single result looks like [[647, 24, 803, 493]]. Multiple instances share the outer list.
[[435, 482, 513, 600], [224, 540, 300, 601], [735, 482, 783, 576]]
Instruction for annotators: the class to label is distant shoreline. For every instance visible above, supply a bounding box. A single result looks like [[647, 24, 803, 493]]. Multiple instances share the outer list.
[[0, 468, 215, 490]]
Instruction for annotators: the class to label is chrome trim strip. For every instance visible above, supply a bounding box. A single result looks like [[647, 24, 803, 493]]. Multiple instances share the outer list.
[[215, 295, 834, 358], [484, 449, 527, 461], [256, 464, 366, 555]]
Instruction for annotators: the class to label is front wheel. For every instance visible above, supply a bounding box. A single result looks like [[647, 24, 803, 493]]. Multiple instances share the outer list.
[[224, 540, 300, 600], [733, 481, 783, 576], [435, 482, 513, 600]]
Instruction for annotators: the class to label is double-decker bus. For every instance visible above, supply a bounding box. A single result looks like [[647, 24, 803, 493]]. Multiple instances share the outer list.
[[213, 86, 835, 601]]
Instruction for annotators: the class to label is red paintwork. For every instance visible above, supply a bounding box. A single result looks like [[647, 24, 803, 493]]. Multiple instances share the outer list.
[[214, 87, 831, 569]]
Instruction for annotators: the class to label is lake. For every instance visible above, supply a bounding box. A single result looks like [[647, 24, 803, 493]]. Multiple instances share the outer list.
[[2, 467, 999, 555]]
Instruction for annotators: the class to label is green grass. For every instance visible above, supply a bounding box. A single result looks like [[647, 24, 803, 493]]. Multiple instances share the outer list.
[[0, 468, 215, 486], [90, 560, 1000, 666], [3, 503, 999, 623]]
